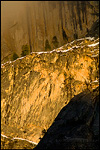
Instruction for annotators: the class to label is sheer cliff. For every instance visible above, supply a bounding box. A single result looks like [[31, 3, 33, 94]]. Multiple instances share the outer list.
[[1, 37, 99, 149], [1, 1, 99, 63]]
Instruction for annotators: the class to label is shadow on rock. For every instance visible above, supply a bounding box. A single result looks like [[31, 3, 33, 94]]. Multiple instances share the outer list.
[[35, 86, 99, 149]]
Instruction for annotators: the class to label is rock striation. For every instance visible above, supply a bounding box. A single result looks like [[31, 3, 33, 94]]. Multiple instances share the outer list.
[[1, 1, 99, 63], [1, 37, 99, 148], [35, 86, 99, 149]]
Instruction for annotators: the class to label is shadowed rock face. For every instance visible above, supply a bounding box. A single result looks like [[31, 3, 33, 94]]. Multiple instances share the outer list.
[[35, 86, 99, 150], [1, 37, 99, 146], [1, 1, 99, 63]]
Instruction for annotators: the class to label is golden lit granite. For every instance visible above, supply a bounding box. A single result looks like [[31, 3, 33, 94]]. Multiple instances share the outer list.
[[1, 37, 99, 145], [1, 134, 37, 149]]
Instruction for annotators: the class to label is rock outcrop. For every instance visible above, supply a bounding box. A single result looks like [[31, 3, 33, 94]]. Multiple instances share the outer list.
[[1, 134, 37, 149], [35, 86, 99, 149], [1, 37, 99, 147], [1, 1, 99, 63]]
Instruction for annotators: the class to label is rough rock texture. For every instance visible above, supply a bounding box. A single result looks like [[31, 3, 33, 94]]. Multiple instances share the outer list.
[[1, 37, 99, 146], [86, 19, 99, 38], [35, 86, 99, 150], [1, 1, 99, 63], [1, 135, 36, 149]]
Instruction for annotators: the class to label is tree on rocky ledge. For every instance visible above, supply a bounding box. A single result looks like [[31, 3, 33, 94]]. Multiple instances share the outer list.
[[12, 52, 19, 60], [52, 36, 59, 48], [45, 39, 51, 51], [21, 44, 30, 57]]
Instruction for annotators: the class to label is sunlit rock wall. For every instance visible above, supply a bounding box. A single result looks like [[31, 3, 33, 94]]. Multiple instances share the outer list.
[[1, 37, 99, 143]]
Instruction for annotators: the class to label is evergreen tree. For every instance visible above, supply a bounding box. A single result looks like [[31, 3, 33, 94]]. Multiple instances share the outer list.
[[12, 52, 19, 60], [21, 44, 30, 57], [52, 36, 59, 48], [45, 39, 51, 51]]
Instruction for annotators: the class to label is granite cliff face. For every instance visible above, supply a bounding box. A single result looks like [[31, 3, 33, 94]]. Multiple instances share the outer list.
[[1, 1, 99, 63], [1, 37, 99, 148]]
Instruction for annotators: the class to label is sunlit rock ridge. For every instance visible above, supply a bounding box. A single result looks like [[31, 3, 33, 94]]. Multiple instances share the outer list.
[[1, 37, 99, 148]]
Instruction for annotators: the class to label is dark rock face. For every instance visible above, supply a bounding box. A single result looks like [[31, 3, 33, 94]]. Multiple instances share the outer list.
[[86, 19, 99, 38], [35, 87, 99, 149]]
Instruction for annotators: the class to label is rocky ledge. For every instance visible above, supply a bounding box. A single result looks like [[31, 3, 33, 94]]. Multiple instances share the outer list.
[[1, 134, 37, 149]]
